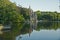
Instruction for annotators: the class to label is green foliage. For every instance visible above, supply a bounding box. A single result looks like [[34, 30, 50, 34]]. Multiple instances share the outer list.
[[0, 0, 60, 40], [0, 0, 24, 25], [17, 7, 30, 20], [35, 11, 60, 21]]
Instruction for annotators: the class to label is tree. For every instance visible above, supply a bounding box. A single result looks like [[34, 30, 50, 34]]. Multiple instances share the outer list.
[[0, 0, 24, 25], [17, 6, 30, 20], [34, 10, 41, 20]]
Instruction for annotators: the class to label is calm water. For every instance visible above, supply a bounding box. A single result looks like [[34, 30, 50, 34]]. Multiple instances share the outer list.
[[0, 22, 60, 40], [16, 29, 60, 40]]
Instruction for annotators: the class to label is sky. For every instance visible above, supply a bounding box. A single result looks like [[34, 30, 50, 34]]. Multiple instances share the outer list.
[[10, 0, 60, 12]]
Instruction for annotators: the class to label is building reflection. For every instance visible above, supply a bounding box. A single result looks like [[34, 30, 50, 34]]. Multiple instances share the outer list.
[[0, 21, 60, 40], [29, 21, 37, 37]]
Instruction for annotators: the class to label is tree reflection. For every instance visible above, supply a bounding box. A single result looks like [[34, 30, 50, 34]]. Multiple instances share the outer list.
[[0, 22, 60, 40], [36, 22, 60, 31]]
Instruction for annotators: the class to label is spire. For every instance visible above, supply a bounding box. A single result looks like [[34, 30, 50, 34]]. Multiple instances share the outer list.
[[29, 6, 31, 10], [29, 6, 30, 8]]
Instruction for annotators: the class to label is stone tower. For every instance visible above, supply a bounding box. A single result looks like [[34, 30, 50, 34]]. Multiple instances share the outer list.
[[29, 6, 37, 22]]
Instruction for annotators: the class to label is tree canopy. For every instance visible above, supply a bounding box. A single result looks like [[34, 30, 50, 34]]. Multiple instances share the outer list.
[[0, 0, 24, 25]]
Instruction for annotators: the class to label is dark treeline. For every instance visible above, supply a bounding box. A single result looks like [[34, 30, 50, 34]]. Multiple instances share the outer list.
[[0, 0, 60, 25], [0, 0, 25, 25], [35, 11, 60, 21]]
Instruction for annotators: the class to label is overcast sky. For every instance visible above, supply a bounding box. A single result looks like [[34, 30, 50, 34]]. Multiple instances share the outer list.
[[10, 0, 60, 12]]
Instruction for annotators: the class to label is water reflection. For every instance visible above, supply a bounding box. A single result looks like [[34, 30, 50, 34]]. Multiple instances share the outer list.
[[0, 22, 60, 40]]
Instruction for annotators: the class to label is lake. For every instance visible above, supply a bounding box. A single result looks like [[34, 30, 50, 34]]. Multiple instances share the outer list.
[[0, 22, 60, 40]]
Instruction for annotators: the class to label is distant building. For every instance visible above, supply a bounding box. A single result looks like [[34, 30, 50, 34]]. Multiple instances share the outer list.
[[29, 6, 37, 22], [28, 6, 37, 37]]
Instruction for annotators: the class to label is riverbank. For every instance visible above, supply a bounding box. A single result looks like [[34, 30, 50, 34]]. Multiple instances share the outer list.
[[0, 24, 3, 30]]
